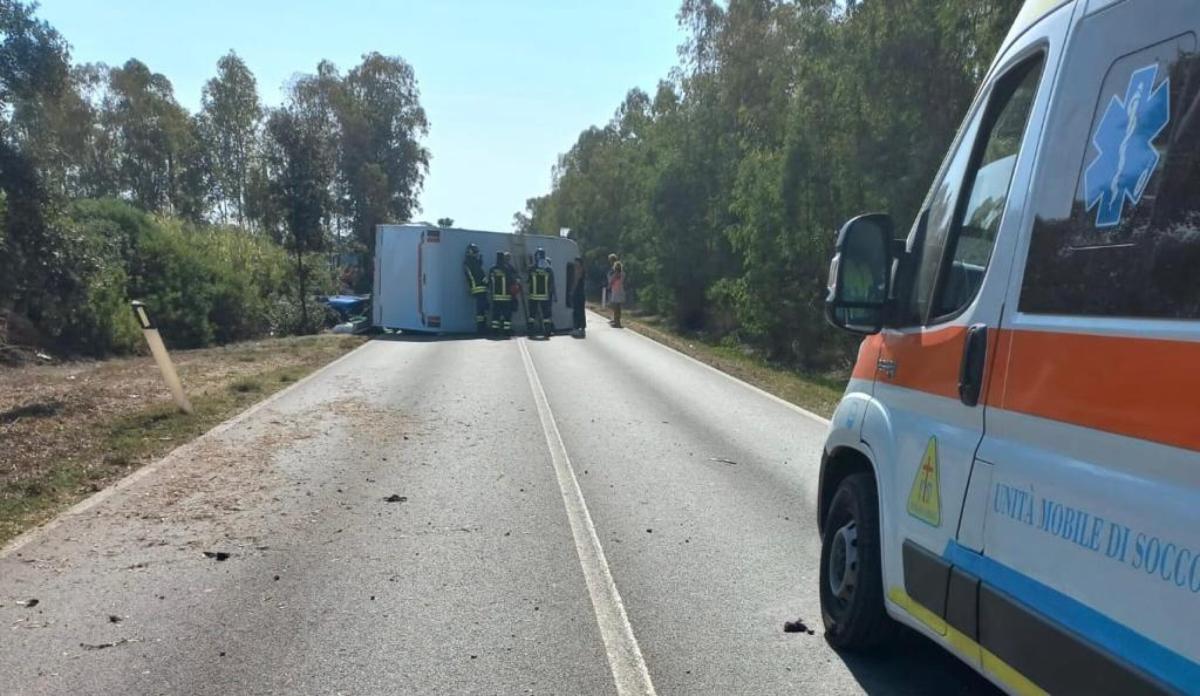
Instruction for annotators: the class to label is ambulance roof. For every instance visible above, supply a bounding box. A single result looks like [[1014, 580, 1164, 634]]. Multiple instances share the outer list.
[[996, 0, 1073, 67]]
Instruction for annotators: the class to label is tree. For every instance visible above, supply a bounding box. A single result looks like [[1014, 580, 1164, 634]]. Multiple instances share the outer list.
[[337, 52, 430, 279], [436, 217, 453, 227], [200, 52, 261, 225], [0, 0, 70, 318], [104, 59, 202, 216], [264, 105, 332, 333], [528, 0, 1025, 369]]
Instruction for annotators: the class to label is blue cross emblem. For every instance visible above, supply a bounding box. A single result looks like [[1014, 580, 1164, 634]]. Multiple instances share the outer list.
[[1083, 63, 1171, 228]]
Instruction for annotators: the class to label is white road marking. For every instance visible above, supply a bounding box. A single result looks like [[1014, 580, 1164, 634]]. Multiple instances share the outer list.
[[589, 310, 831, 426], [518, 338, 657, 696]]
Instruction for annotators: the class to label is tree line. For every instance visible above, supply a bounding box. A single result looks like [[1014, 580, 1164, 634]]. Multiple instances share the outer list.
[[518, 0, 1023, 371], [0, 0, 429, 357]]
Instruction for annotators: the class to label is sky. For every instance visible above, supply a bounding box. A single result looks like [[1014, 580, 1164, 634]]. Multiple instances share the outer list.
[[36, 0, 688, 231]]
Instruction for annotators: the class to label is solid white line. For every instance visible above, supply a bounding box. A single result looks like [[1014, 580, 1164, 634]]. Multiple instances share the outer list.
[[587, 310, 832, 426], [518, 338, 657, 696], [0, 339, 371, 560]]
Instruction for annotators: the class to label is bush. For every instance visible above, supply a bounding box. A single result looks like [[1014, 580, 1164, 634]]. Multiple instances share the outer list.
[[25, 201, 142, 355], [22, 198, 321, 356]]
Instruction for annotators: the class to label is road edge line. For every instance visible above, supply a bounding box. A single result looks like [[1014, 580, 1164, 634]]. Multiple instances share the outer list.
[[588, 310, 832, 426], [0, 339, 371, 560], [518, 338, 657, 696]]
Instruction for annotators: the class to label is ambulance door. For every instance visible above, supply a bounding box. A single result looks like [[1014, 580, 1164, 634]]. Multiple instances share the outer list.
[[862, 27, 1054, 652], [974, 2, 1200, 692], [418, 228, 442, 330]]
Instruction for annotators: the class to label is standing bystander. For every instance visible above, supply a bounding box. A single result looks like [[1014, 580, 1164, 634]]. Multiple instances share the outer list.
[[568, 257, 587, 337], [608, 260, 626, 329]]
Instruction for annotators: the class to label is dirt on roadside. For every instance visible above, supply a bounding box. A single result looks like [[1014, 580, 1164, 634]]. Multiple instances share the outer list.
[[0, 334, 365, 545]]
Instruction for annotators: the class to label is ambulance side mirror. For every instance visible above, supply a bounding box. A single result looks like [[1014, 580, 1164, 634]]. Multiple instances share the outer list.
[[825, 213, 894, 335]]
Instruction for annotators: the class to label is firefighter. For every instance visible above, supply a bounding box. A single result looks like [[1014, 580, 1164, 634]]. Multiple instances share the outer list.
[[463, 243, 488, 334], [488, 251, 515, 337], [528, 247, 556, 339]]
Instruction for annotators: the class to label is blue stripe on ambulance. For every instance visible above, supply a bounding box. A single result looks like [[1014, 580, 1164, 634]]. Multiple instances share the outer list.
[[944, 541, 1200, 693]]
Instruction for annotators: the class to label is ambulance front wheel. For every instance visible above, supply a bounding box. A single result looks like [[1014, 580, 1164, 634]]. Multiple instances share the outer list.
[[819, 472, 897, 650]]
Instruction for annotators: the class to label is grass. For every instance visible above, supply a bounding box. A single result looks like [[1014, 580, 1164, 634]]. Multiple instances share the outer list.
[[0, 335, 364, 546], [591, 305, 847, 419]]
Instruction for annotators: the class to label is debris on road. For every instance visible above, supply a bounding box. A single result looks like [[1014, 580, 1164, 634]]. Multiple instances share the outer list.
[[709, 457, 738, 466], [384, 494, 407, 503], [18, 598, 39, 608], [108, 615, 122, 624], [80, 638, 130, 651], [783, 618, 815, 635], [203, 551, 231, 561]]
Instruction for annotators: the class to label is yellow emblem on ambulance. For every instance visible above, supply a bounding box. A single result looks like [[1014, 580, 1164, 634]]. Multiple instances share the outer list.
[[907, 437, 941, 526]]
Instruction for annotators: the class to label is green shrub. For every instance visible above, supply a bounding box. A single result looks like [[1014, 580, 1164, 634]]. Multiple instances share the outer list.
[[28, 198, 323, 356], [193, 224, 291, 343], [27, 202, 141, 355]]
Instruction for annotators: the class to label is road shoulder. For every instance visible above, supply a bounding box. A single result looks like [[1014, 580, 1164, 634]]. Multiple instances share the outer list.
[[0, 334, 366, 551]]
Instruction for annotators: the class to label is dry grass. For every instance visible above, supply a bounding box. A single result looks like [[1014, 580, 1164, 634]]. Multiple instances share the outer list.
[[591, 305, 846, 418], [0, 334, 365, 545]]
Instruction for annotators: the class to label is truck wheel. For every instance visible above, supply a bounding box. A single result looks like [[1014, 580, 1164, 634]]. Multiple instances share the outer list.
[[819, 472, 897, 650]]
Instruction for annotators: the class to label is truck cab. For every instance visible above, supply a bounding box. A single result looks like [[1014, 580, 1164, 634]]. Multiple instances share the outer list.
[[818, 1, 1200, 693]]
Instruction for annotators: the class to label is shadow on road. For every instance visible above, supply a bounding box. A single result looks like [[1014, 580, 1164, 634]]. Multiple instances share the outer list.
[[369, 331, 489, 343], [369, 331, 571, 343], [837, 627, 1003, 695]]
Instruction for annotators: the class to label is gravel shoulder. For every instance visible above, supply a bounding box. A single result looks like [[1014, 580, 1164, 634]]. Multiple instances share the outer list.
[[0, 334, 365, 546]]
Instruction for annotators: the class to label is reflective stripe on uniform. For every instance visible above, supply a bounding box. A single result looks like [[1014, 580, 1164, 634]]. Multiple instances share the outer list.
[[491, 271, 510, 300], [466, 266, 487, 295], [530, 270, 550, 300]]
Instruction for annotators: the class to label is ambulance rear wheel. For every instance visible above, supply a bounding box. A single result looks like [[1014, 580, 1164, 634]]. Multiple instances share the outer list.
[[819, 472, 897, 650]]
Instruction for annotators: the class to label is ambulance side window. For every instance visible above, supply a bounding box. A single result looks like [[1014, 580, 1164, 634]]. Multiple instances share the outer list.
[[901, 54, 1045, 325], [931, 55, 1044, 320], [1020, 37, 1200, 318]]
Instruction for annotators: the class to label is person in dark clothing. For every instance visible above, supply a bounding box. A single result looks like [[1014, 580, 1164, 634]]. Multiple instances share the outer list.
[[463, 243, 489, 334], [528, 247, 556, 339], [567, 257, 587, 337], [488, 251, 515, 337]]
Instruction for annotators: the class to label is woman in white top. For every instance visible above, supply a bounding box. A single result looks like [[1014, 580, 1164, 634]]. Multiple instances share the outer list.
[[608, 260, 625, 328]]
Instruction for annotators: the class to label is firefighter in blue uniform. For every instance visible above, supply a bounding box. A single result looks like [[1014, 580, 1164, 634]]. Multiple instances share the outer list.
[[528, 247, 556, 339], [463, 243, 488, 334], [488, 251, 515, 337]]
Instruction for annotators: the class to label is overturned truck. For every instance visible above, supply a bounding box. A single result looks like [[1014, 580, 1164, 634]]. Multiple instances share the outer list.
[[372, 224, 580, 334]]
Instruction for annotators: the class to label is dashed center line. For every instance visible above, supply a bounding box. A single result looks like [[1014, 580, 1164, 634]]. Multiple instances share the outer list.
[[517, 337, 657, 696]]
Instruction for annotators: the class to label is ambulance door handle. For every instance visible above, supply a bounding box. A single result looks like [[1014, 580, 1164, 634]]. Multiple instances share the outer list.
[[958, 324, 988, 407]]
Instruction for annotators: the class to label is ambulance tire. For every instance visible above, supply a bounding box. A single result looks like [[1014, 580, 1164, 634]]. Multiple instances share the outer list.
[[819, 472, 897, 650]]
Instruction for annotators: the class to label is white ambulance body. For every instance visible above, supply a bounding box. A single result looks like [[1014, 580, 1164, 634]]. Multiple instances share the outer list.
[[372, 224, 578, 334], [819, 1, 1200, 693]]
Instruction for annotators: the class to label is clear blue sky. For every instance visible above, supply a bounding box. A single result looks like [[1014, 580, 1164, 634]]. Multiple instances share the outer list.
[[36, 1, 687, 231]]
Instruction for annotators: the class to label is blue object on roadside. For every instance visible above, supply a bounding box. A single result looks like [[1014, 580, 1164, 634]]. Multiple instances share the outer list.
[[324, 295, 370, 321]]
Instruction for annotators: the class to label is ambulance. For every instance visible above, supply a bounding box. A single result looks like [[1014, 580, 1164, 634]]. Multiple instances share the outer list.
[[819, 1, 1199, 693]]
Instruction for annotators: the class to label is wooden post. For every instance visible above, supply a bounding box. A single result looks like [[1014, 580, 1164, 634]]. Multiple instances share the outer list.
[[131, 301, 193, 414]]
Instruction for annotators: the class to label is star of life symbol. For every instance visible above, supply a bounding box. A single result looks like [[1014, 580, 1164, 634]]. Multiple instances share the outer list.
[[1083, 63, 1170, 228]]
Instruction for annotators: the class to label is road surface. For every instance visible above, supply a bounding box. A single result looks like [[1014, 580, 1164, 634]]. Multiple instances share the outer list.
[[0, 313, 998, 695]]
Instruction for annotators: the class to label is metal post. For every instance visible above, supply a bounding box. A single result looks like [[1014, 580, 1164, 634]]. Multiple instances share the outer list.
[[131, 301, 193, 414]]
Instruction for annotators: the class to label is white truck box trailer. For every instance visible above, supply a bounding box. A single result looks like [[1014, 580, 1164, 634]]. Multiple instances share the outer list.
[[372, 224, 580, 334]]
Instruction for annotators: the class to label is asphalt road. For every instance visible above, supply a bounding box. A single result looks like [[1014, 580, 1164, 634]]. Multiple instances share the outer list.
[[0, 313, 999, 695]]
